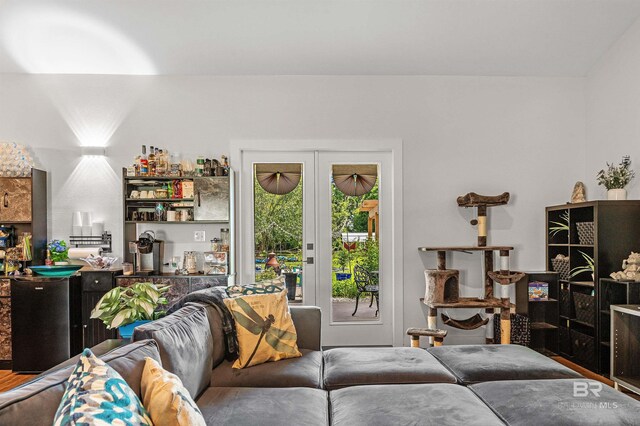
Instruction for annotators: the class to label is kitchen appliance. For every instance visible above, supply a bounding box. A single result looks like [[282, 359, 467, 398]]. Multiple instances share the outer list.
[[129, 231, 164, 274], [11, 276, 82, 373]]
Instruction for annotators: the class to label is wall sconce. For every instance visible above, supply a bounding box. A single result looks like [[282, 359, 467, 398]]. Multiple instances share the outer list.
[[81, 146, 107, 157]]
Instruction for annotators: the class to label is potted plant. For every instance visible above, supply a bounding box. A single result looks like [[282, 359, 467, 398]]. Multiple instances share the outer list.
[[597, 155, 635, 200], [569, 251, 595, 281], [335, 247, 352, 281], [90, 282, 168, 339], [548, 212, 569, 239], [47, 239, 69, 265]]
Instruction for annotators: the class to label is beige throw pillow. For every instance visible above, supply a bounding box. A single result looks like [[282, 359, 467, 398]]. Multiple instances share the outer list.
[[224, 289, 302, 368], [141, 357, 206, 426]]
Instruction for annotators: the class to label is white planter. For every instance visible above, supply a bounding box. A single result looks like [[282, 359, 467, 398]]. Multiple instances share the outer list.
[[607, 188, 627, 200]]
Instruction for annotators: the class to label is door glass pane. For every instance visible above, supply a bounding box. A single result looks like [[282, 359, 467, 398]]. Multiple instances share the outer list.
[[331, 164, 379, 322], [253, 163, 303, 302]]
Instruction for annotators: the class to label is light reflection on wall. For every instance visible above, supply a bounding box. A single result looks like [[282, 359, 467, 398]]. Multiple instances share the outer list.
[[54, 155, 121, 240], [1, 3, 155, 75], [36, 76, 150, 147]]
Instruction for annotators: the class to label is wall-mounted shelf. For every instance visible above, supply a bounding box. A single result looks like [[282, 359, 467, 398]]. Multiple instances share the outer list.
[[122, 168, 235, 280]]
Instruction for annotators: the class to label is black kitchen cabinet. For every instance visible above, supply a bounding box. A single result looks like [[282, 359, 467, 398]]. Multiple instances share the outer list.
[[80, 270, 121, 348]]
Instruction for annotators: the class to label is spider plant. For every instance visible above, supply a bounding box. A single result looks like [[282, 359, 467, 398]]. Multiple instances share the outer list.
[[569, 251, 595, 279], [549, 212, 569, 238]]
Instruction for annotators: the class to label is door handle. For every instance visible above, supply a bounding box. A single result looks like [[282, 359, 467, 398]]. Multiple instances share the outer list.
[[82, 324, 87, 348], [3, 193, 7, 208], [197, 190, 201, 207]]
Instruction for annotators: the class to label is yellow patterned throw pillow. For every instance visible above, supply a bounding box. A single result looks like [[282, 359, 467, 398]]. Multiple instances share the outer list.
[[224, 290, 302, 368], [141, 357, 206, 426]]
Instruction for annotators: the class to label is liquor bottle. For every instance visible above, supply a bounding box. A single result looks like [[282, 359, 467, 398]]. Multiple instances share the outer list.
[[148, 146, 156, 176], [170, 152, 180, 177], [139, 145, 148, 176], [45, 250, 53, 266], [156, 149, 166, 176]]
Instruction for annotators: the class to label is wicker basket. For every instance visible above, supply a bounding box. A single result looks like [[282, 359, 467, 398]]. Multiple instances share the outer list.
[[573, 292, 595, 326], [576, 222, 595, 245], [552, 257, 570, 281]]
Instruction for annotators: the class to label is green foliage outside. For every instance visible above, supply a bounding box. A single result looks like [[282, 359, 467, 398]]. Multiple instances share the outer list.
[[253, 171, 379, 298], [253, 176, 303, 253]]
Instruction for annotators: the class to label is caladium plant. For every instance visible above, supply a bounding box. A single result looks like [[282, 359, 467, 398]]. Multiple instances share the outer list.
[[91, 282, 168, 329]]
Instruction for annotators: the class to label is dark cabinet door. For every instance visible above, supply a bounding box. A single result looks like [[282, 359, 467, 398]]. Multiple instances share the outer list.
[[81, 271, 117, 348], [82, 292, 116, 348], [193, 177, 229, 221], [0, 178, 32, 222]]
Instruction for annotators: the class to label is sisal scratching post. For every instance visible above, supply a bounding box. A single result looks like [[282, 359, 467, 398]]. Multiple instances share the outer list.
[[427, 308, 438, 346]]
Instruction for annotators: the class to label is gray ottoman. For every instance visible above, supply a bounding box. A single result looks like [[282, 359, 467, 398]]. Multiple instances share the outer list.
[[428, 344, 581, 385], [470, 379, 640, 426], [331, 383, 504, 426], [323, 347, 456, 390]]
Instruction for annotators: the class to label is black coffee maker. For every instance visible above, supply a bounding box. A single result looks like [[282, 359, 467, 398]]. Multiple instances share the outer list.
[[129, 231, 164, 274]]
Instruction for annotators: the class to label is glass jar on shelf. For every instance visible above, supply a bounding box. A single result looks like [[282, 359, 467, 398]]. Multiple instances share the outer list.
[[220, 228, 230, 252]]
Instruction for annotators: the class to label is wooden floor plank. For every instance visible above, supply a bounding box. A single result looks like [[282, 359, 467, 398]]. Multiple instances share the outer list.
[[0, 371, 36, 393]]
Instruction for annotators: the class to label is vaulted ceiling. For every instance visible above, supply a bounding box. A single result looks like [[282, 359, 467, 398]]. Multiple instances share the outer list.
[[1, 0, 640, 76]]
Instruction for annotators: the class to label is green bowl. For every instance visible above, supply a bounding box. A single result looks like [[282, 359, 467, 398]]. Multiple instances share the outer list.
[[30, 265, 83, 277]]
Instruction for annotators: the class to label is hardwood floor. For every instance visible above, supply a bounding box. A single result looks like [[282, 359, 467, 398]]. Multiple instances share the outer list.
[[0, 370, 36, 393]]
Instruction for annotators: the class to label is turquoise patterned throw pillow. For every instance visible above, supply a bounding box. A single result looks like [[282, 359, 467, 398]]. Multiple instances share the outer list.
[[53, 348, 152, 426]]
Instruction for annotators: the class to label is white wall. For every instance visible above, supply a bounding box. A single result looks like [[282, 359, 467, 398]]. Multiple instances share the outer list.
[[0, 74, 586, 343], [587, 17, 640, 199]]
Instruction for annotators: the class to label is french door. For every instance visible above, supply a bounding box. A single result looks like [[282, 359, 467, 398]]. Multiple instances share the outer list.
[[238, 147, 396, 347]]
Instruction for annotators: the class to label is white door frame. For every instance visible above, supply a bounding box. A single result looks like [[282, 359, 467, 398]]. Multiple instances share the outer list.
[[231, 140, 404, 347]]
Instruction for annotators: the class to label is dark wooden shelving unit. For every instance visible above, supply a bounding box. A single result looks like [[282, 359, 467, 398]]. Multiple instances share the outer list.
[[599, 278, 640, 376], [516, 272, 559, 356], [0, 169, 48, 369], [546, 201, 640, 373]]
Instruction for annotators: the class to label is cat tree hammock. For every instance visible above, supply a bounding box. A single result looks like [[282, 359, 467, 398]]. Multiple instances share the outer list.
[[416, 192, 523, 345]]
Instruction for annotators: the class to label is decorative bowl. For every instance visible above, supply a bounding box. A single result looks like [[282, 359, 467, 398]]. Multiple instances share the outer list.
[[81, 256, 118, 270], [30, 265, 83, 277]]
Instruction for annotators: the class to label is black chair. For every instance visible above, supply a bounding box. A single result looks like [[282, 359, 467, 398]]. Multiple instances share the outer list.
[[352, 265, 379, 316]]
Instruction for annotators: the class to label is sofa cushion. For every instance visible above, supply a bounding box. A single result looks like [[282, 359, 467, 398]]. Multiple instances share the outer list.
[[223, 290, 301, 369], [428, 344, 581, 385], [211, 349, 322, 388], [53, 348, 152, 426], [323, 347, 456, 390], [470, 379, 640, 425], [0, 339, 160, 426], [196, 386, 328, 426], [330, 383, 503, 426], [134, 304, 213, 399], [141, 357, 206, 426]]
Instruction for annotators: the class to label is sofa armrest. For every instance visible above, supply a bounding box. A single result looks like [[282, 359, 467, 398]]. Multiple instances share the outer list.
[[290, 306, 321, 351]]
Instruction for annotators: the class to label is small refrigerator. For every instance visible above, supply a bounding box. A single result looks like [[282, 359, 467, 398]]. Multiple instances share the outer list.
[[11, 276, 82, 373]]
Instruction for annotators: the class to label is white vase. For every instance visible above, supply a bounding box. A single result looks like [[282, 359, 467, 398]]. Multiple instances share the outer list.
[[607, 188, 627, 200]]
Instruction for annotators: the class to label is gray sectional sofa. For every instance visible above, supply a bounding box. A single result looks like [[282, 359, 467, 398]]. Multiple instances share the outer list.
[[2, 302, 639, 425]]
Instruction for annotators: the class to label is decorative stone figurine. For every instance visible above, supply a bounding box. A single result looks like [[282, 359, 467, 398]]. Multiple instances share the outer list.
[[610, 252, 640, 281], [571, 181, 586, 203]]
